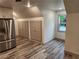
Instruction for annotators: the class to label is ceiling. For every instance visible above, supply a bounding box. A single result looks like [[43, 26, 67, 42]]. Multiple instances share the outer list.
[[0, 0, 65, 11], [29, 0, 65, 11]]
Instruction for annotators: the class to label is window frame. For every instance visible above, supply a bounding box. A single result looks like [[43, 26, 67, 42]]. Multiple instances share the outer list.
[[58, 15, 66, 32]]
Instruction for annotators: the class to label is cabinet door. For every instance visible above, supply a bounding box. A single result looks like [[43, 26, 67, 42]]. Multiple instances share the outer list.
[[18, 21, 29, 38], [0, 8, 12, 18], [30, 21, 42, 42]]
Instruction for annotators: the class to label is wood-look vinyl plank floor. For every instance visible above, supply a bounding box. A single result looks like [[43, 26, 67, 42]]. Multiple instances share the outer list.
[[0, 38, 66, 59]]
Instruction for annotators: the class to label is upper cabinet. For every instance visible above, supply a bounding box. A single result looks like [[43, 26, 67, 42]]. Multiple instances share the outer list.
[[0, 0, 13, 18], [0, 0, 13, 8], [0, 7, 13, 18]]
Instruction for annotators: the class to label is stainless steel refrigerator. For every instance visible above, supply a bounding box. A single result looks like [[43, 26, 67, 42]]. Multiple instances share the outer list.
[[0, 18, 16, 52]]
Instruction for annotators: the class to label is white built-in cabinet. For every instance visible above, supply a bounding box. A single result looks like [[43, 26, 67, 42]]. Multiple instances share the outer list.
[[15, 17, 43, 43], [0, 7, 13, 18]]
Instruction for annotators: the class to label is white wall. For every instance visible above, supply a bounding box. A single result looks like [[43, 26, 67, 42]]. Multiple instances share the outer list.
[[64, 0, 79, 56], [55, 10, 66, 40], [13, 5, 42, 19], [65, 13, 79, 55], [42, 10, 56, 43]]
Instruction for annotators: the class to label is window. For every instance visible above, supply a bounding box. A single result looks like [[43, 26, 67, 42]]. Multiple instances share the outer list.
[[58, 15, 66, 32]]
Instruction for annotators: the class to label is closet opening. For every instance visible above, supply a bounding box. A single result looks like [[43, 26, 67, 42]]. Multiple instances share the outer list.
[[14, 18, 43, 46]]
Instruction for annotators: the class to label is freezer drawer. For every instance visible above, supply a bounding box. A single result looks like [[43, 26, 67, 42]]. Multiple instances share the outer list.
[[0, 39, 16, 52]]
